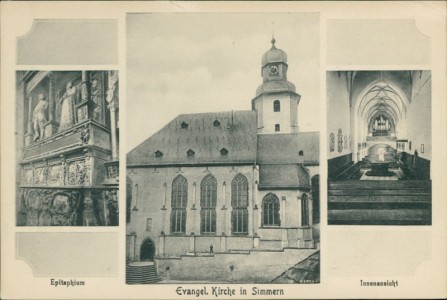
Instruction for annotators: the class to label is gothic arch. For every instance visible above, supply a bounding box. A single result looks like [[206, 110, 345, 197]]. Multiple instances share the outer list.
[[140, 237, 156, 261], [262, 193, 280, 226]]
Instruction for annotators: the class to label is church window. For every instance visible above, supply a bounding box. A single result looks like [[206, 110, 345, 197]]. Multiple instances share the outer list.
[[231, 174, 249, 235], [299, 150, 304, 156], [273, 100, 281, 112], [171, 175, 188, 234], [200, 174, 217, 234], [220, 148, 228, 156], [155, 150, 163, 158], [181, 121, 189, 129], [301, 194, 309, 227], [275, 124, 280, 132], [187, 149, 195, 157], [146, 218, 152, 232], [213, 120, 220, 127], [262, 193, 280, 226]]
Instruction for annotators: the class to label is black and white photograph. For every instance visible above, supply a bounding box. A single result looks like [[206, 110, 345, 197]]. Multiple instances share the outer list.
[[125, 13, 320, 284], [16, 70, 120, 226], [327, 70, 432, 225]]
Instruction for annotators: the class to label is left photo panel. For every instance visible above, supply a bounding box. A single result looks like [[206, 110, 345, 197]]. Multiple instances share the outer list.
[[16, 70, 119, 226]]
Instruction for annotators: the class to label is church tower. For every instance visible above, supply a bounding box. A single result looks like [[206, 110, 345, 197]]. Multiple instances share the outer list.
[[252, 38, 301, 134]]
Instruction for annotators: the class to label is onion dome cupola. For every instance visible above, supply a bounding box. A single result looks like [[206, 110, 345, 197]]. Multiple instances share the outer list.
[[256, 38, 297, 96], [252, 38, 301, 134]]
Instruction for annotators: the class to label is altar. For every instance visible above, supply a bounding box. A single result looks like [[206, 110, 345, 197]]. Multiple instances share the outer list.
[[365, 162, 395, 177]]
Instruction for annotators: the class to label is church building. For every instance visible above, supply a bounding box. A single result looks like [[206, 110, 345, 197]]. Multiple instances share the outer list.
[[126, 39, 320, 283], [327, 71, 431, 225]]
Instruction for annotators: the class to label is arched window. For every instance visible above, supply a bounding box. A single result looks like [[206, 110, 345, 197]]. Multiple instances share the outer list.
[[200, 174, 217, 234], [301, 194, 309, 226], [275, 124, 280, 132], [146, 218, 152, 232], [262, 193, 280, 226], [171, 175, 188, 234], [273, 100, 280, 112], [231, 174, 249, 235]]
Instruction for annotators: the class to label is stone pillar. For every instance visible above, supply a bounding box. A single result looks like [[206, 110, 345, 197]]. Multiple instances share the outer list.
[[75, 71, 93, 123], [81, 71, 91, 102], [253, 180, 258, 235], [159, 234, 165, 257], [189, 235, 196, 254], [24, 95, 33, 146], [108, 102, 119, 160], [281, 196, 288, 248], [44, 75, 59, 138], [222, 182, 226, 209], [253, 234, 260, 249], [161, 183, 167, 233], [191, 182, 197, 235], [106, 71, 119, 161], [221, 182, 227, 235], [220, 234, 227, 252]]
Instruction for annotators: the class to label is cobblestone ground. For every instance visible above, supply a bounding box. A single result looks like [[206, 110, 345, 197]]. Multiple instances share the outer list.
[[271, 251, 320, 283]]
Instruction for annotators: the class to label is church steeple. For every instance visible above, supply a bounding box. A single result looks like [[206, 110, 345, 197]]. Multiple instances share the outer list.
[[252, 39, 301, 134]]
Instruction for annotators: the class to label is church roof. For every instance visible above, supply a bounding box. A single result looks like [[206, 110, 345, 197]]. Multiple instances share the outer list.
[[258, 164, 310, 190], [257, 132, 320, 165], [261, 38, 288, 67], [127, 110, 258, 166], [255, 80, 297, 97]]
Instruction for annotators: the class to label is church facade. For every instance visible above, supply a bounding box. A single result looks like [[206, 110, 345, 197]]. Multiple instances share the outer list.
[[16, 70, 120, 226], [126, 40, 320, 283]]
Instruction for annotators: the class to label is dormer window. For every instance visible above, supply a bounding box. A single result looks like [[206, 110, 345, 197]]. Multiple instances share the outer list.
[[213, 120, 221, 127], [298, 150, 304, 156], [187, 149, 195, 157], [220, 148, 228, 156], [155, 150, 163, 158], [273, 100, 280, 112], [181, 122, 189, 129]]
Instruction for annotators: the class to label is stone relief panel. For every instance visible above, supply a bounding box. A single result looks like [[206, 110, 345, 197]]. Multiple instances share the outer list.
[[47, 163, 65, 186], [106, 163, 119, 179], [34, 166, 46, 185], [67, 158, 90, 186], [22, 168, 33, 185], [21, 189, 81, 226], [19, 188, 118, 226]]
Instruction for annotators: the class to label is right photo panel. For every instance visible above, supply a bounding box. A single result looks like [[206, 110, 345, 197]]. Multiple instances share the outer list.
[[327, 70, 432, 225]]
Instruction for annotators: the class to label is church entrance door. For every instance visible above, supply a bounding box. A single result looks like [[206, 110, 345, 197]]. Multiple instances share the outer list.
[[140, 238, 156, 261]]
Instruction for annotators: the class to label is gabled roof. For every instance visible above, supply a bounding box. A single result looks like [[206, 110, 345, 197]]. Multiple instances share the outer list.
[[127, 110, 258, 166], [258, 164, 310, 190], [257, 132, 319, 165]]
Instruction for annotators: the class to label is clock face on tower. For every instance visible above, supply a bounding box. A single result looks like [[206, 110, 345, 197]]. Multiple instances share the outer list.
[[268, 65, 279, 76]]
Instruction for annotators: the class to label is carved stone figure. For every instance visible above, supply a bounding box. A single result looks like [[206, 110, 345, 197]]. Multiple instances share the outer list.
[[32, 93, 48, 141], [82, 195, 98, 226], [58, 81, 77, 130]]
